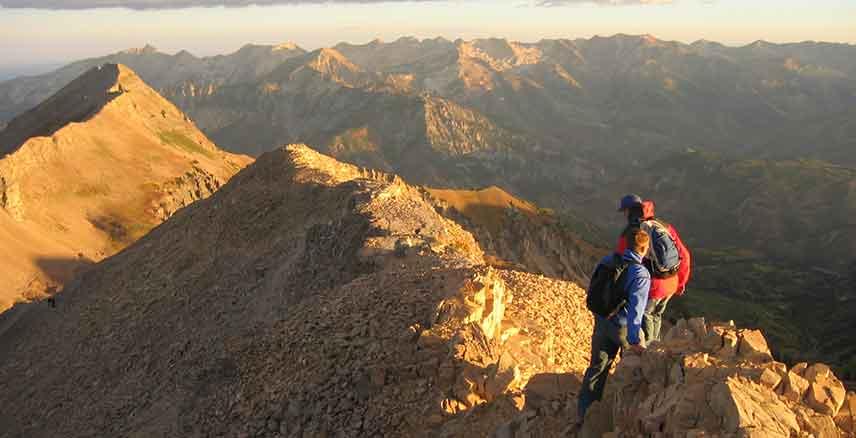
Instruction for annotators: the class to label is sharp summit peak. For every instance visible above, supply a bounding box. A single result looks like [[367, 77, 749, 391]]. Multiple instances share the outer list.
[[0, 63, 137, 156]]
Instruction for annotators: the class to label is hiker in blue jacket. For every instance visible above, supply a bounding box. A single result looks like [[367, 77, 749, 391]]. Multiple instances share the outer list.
[[577, 228, 652, 421]]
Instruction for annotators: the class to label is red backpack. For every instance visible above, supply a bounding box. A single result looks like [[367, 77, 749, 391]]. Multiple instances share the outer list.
[[641, 200, 656, 220]]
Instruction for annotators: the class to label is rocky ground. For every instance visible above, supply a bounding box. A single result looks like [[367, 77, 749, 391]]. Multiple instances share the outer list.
[[0, 144, 852, 437], [570, 318, 854, 437], [491, 318, 856, 437]]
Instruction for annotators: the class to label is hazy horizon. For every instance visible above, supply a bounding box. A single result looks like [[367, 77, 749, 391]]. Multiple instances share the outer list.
[[1, 0, 855, 78]]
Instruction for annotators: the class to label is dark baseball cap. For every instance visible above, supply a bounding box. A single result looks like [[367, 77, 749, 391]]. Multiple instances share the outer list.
[[617, 194, 643, 212]]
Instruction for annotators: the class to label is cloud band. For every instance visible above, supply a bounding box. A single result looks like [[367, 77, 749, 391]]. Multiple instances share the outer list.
[[1, 0, 673, 9]]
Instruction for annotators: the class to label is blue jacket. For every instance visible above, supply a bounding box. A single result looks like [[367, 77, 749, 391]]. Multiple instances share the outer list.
[[596, 249, 651, 345]]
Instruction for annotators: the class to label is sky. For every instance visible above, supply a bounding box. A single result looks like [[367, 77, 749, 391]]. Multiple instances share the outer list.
[[0, 0, 854, 75]]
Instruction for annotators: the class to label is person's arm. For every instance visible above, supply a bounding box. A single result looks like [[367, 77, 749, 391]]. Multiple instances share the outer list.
[[625, 268, 651, 345], [670, 225, 692, 294]]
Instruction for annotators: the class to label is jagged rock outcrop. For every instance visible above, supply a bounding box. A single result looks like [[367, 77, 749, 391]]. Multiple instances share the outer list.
[[0, 63, 250, 311], [0, 144, 594, 438], [571, 318, 855, 438], [151, 165, 230, 221], [0, 174, 23, 220]]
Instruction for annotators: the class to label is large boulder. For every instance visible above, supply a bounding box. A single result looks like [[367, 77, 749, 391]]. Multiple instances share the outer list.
[[782, 370, 811, 403], [758, 367, 783, 390], [737, 329, 773, 361], [580, 400, 613, 438], [710, 377, 800, 436], [795, 406, 840, 438], [802, 365, 847, 416], [484, 351, 521, 401], [835, 391, 856, 433]]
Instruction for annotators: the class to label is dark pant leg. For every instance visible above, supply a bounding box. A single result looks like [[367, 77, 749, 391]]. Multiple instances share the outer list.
[[642, 298, 658, 343], [643, 296, 671, 342], [577, 317, 622, 420]]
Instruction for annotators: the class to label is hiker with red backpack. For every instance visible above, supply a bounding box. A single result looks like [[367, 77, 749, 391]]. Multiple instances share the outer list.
[[577, 228, 652, 421], [616, 194, 692, 342]]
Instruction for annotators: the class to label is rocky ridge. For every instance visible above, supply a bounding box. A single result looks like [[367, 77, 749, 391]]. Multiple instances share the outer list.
[[0, 63, 250, 311], [0, 144, 594, 437]]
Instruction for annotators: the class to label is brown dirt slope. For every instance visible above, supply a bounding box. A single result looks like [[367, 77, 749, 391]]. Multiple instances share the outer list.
[[428, 186, 602, 285], [0, 63, 251, 311], [428, 186, 541, 234], [0, 144, 593, 438]]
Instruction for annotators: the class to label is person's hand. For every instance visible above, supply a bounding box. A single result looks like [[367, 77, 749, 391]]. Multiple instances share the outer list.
[[626, 343, 646, 355]]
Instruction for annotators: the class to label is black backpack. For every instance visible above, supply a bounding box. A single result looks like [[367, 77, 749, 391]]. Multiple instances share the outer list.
[[586, 254, 637, 318]]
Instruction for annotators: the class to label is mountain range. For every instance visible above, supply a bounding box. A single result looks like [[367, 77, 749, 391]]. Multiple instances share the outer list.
[[1, 34, 855, 382], [3, 36, 856, 166]]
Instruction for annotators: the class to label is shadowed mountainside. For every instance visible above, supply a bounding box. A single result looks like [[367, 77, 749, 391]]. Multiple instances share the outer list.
[[0, 64, 125, 156]]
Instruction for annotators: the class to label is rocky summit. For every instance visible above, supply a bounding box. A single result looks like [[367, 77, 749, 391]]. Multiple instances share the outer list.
[[0, 145, 594, 437], [0, 63, 250, 312]]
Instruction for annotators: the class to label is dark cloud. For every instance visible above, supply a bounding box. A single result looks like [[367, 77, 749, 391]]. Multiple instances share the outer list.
[[0, 0, 434, 10]]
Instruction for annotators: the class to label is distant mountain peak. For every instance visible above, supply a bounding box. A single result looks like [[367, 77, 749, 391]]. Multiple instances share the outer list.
[[121, 44, 158, 55], [174, 49, 197, 61], [458, 39, 543, 71], [315, 47, 351, 60], [393, 36, 419, 44], [0, 63, 217, 158], [273, 42, 300, 51], [308, 48, 362, 74], [748, 39, 775, 49], [691, 38, 723, 47], [641, 33, 660, 45], [0, 63, 250, 309], [0, 63, 131, 156]]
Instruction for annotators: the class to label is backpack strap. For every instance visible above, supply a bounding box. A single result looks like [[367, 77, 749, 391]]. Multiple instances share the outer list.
[[608, 259, 632, 319]]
